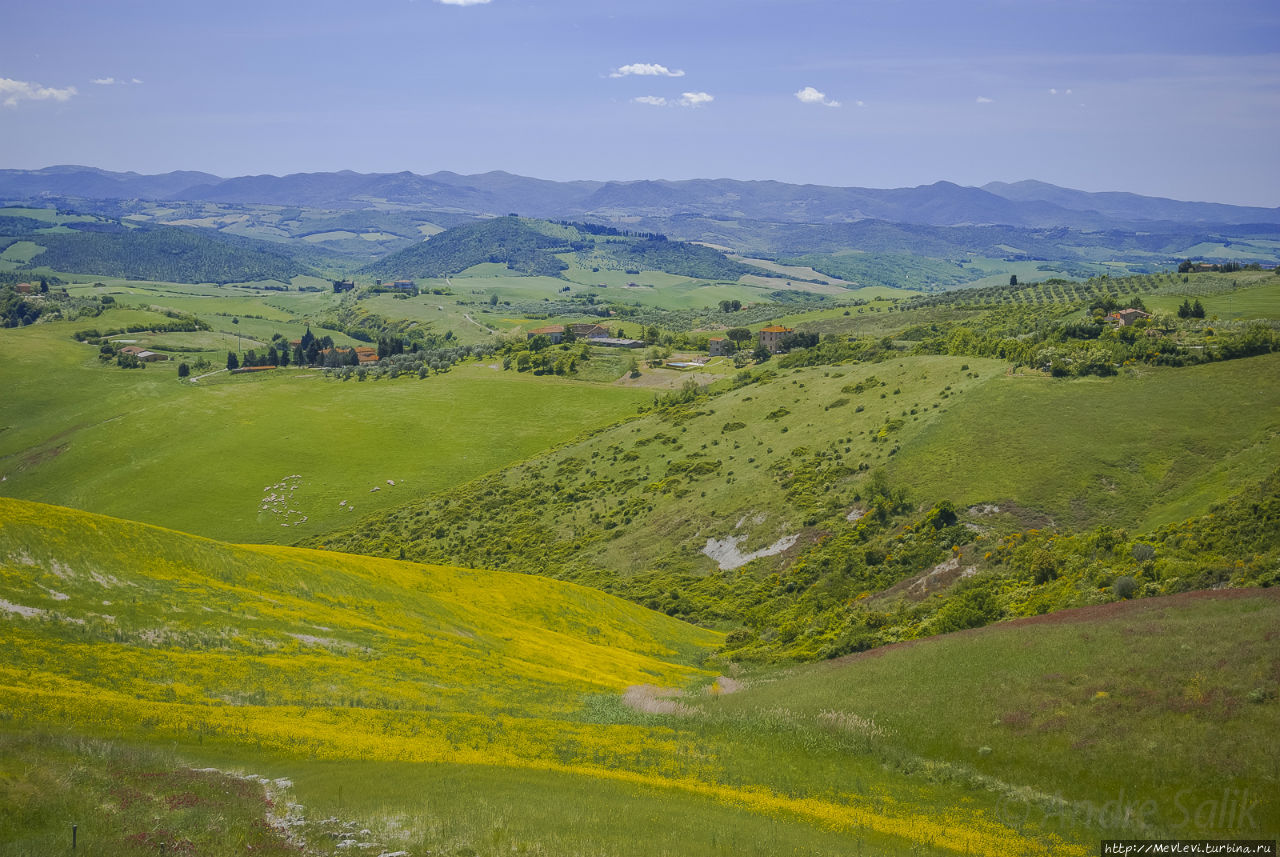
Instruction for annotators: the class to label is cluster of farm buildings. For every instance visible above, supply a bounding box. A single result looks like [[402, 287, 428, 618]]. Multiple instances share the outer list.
[[527, 323, 797, 355], [525, 323, 645, 348]]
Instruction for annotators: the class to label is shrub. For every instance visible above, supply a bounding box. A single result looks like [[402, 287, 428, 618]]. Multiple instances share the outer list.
[[1113, 575, 1137, 599]]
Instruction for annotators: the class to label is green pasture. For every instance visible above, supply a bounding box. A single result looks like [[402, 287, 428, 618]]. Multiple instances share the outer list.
[[560, 257, 695, 289], [0, 206, 67, 223], [888, 353, 1280, 531], [0, 317, 649, 543], [360, 293, 503, 345], [0, 241, 45, 269], [317, 355, 1005, 578], [439, 263, 814, 312], [1181, 240, 1280, 262], [706, 589, 1280, 838], [1144, 277, 1280, 319], [751, 298, 912, 333], [319, 341, 1280, 585]]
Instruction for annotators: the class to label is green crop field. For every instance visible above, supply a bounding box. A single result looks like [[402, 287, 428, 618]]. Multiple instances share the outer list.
[[0, 314, 650, 543]]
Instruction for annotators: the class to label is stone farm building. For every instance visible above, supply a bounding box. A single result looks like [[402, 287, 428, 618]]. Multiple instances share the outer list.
[[758, 325, 793, 354], [1109, 308, 1151, 327], [568, 323, 611, 338], [708, 337, 733, 357]]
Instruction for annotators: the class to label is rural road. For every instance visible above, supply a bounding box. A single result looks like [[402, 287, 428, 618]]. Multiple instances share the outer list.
[[463, 313, 497, 334], [188, 368, 227, 383]]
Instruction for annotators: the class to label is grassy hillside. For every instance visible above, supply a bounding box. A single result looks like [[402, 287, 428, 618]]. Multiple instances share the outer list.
[[0, 313, 649, 542], [701, 589, 1280, 840], [3, 497, 1221, 855], [891, 354, 1280, 531], [314, 351, 1280, 576]]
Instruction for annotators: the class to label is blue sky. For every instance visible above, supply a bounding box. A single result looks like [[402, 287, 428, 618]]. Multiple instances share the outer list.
[[2, 0, 1278, 205]]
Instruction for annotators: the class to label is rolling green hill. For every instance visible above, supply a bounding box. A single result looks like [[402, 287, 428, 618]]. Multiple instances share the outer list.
[[361, 216, 757, 282], [310, 346, 1280, 661], [0, 210, 328, 284], [700, 588, 1280, 839], [313, 351, 1280, 575], [4, 498, 1274, 854], [0, 312, 650, 543]]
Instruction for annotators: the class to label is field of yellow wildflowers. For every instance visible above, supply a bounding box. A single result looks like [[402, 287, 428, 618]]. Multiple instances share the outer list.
[[3, 497, 1114, 855]]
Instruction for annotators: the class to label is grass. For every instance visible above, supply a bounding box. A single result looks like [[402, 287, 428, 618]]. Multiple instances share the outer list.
[[0, 314, 650, 543], [702, 589, 1280, 838], [0, 732, 304, 857], [1142, 276, 1280, 320], [359, 292, 501, 345], [0, 241, 45, 269], [889, 353, 1280, 531], [1, 497, 1136, 854], [313, 355, 1004, 578], [318, 350, 1280, 585]]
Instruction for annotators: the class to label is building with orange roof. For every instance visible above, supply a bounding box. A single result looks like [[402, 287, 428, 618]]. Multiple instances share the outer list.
[[526, 325, 565, 344]]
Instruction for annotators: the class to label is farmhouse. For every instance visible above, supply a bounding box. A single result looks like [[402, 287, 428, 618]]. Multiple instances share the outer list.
[[354, 347, 378, 365], [568, 323, 611, 339], [14, 283, 35, 294], [758, 325, 793, 354], [708, 337, 733, 357], [118, 345, 168, 362], [391, 280, 416, 292], [527, 325, 565, 344], [1109, 308, 1151, 327]]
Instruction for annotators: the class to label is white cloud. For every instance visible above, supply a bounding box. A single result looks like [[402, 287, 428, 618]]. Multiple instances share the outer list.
[[856, 100, 865, 107], [131, 77, 143, 84], [436, 0, 491, 4], [678, 91, 713, 107], [93, 77, 117, 86], [0, 77, 77, 108], [632, 95, 668, 106], [1049, 87, 1058, 95], [976, 95, 994, 103], [795, 85, 840, 107], [611, 63, 685, 79]]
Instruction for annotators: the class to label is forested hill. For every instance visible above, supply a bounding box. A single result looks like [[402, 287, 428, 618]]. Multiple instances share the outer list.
[[2, 221, 322, 284], [361, 216, 755, 281]]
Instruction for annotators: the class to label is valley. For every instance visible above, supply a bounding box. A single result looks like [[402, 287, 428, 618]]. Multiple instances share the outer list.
[[2, 174, 1278, 855]]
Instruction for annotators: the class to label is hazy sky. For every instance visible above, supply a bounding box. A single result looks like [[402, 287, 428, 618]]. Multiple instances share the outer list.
[[2, 0, 1278, 205]]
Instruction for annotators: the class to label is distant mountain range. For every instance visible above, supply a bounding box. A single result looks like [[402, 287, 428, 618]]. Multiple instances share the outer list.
[[2, 165, 1276, 230]]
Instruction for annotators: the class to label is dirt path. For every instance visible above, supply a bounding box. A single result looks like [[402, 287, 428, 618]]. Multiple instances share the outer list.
[[189, 368, 227, 383], [463, 313, 497, 334]]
